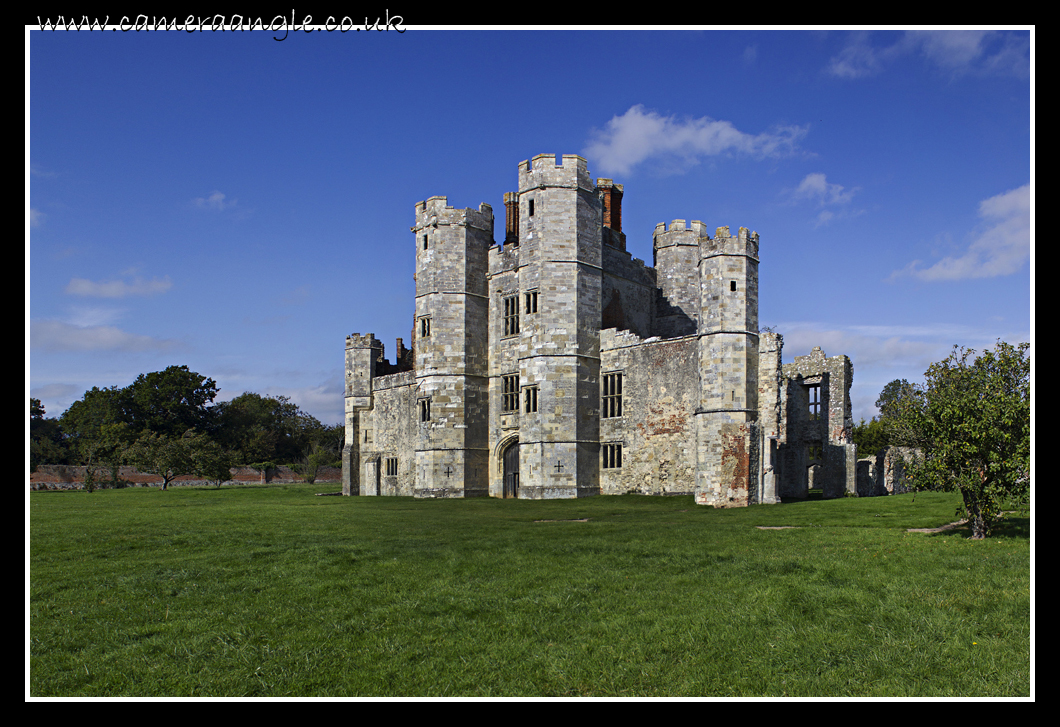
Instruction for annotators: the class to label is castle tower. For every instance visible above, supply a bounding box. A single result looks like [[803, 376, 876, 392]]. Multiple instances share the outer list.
[[652, 219, 705, 337], [695, 226, 761, 507], [506, 154, 602, 498], [342, 333, 383, 495], [411, 196, 492, 497]]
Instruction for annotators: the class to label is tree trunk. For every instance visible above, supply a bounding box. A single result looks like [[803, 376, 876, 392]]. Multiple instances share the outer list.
[[962, 488, 986, 539]]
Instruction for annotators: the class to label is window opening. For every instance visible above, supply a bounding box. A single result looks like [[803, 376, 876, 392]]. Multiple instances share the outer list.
[[385, 458, 398, 476], [524, 386, 538, 413], [419, 316, 431, 338], [503, 295, 520, 336], [807, 384, 821, 420], [602, 373, 623, 418], [502, 375, 519, 412], [420, 398, 431, 422], [731, 280, 737, 291], [603, 443, 623, 469], [525, 290, 538, 314], [423, 234, 429, 250]]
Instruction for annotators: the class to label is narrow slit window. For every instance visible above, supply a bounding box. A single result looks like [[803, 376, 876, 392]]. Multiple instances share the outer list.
[[528, 199, 535, 217], [423, 234, 429, 250], [419, 316, 431, 338], [420, 398, 431, 422], [730, 280, 737, 291]]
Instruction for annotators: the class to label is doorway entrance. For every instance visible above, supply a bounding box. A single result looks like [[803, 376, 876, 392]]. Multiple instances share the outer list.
[[502, 440, 519, 498]]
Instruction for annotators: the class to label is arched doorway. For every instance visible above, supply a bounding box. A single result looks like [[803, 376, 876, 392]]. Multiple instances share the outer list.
[[502, 439, 519, 498]]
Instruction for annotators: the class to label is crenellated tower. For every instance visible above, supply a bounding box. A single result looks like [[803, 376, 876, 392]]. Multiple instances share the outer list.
[[410, 196, 493, 497], [506, 154, 603, 498], [653, 219, 706, 337], [695, 226, 761, 507], [341, 333, 384, 495]]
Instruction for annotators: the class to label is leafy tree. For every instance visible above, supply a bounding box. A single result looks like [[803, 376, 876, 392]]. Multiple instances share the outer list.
[[894, 341, 1030, 539], [214, 392, 331, 465], [123, 430, 196, 491], [124, 365, 219, 439], [875, 378, 917, 421], [30, 398, 72, 470], [188, 434, 235, 488], [852, 416, 890, 457], [59, 386, 132, 477]]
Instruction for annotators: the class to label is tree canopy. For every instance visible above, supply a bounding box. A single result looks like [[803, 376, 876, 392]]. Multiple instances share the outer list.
[[893, 340, 1030, 539]]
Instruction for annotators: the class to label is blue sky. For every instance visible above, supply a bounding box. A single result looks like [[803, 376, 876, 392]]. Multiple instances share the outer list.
[[28, 26, 1032, 428]]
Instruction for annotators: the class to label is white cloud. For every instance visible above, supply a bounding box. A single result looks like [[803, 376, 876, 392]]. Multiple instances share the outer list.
[[30, 208, 45, 227], [194, 190, 236, 211], [792, 173, 858, 206], [31, 319, 180, 353], [65, 275, 173, 298], [788, 173, 860, 227], [584, 105, 807, 176], [826, 29, 1029, 79], [890, 184, 1030, 282]]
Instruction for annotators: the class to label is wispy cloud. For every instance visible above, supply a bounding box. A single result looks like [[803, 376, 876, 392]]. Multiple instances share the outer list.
[[889, 184, 1030, 282], [30, 319, 180, 353], [194, 190, 236, 211], [30, 208, 45, 227], [584, 105, 808, 177], [826, 30, 1029, 80], [787, 172, 861, 227], [65, 274, 173, 298]]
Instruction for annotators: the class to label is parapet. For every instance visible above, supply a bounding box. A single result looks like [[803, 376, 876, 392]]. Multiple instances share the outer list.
[[654, 219, 708, 250], [346, 333, 383, 350], [518, 153, 594, 193], [411, 196, 494, 234], [701, 225, 760, 259]]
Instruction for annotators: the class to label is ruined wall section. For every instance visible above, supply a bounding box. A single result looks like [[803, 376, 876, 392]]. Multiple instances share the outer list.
[[358, 371, 417, 496], [600, 329, 699, 496], [778, 347, 855, 499], [757, 331, 783, 504]]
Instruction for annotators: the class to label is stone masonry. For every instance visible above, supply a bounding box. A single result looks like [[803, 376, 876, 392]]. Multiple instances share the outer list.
[[342, 154, 861, 505]]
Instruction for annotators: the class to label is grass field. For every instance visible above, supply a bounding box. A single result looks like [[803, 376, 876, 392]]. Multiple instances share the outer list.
[[29, 484, 1031, 697]]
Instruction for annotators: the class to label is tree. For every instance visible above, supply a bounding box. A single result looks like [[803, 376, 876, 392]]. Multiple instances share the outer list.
[[124, 365, 218, 439], [59, 386, 132, 483], [123, 430, 196, 491], [30, 398, 71, 470], [852, 416, 890, 457], [187, 434, 235, 488], [894, 341, 1030, 539], [875, 378, 917, 421]]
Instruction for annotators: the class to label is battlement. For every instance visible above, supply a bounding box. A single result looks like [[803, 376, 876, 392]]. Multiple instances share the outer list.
[[346, 333, 383, 349], [701, 225, 760, 259], [518, 153, 594, 193], [653, 219, 708, 249], [411, 196, 494, 233]]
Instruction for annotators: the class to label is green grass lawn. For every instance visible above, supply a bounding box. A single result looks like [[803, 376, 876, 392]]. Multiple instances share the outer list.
[[29, 485, 1030, 697]]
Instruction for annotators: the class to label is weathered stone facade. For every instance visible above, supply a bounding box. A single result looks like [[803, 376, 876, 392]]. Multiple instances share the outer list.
[[342, 154, 859, 505]]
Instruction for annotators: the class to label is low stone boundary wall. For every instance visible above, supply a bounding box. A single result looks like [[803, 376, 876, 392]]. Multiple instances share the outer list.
[[30, 465, 341, 491]]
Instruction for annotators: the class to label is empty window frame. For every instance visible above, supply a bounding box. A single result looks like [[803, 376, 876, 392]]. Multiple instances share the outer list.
[[603, 443, 623, 469], [502, 375, 519, 413], [528, 198, 535, 217], [602, 372, 623, 418], [525, 290, 538, 314], [503, 295, 520, 336], [423, 234, 429, 250], [419, 316, 431, 338], [807, 384, 821, 421], [419, 398, 431, 422], [524, 385, 538, 413], [385, 457, 398, 476]]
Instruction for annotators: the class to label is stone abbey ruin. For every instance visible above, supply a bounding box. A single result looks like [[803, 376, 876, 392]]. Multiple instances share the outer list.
[[342, 153, 874, 506]]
